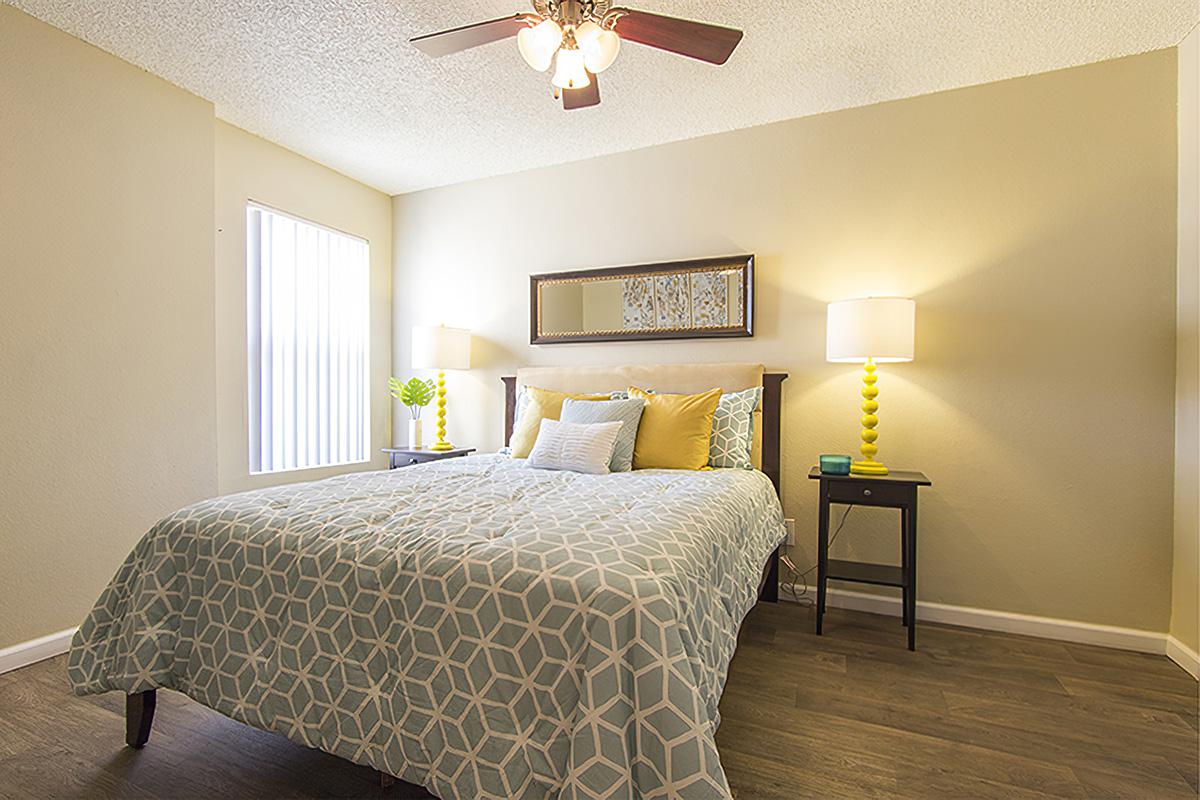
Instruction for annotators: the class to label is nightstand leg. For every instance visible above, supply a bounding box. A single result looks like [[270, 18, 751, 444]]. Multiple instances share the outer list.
[[906, 502, 918, 651], [816, 488, 829, 635], [901, 506, 910, 627]]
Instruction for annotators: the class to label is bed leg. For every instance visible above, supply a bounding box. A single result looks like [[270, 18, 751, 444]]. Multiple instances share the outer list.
[[379, 771, 395, 789], [759, 548, 780, 603], [125, 690, 156, 749]]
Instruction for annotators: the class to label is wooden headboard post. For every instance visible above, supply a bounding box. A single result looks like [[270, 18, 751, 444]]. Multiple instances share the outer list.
[[501, 372, 787, 493], [502, 376, 518, 448], [760, 372, 786, 495]]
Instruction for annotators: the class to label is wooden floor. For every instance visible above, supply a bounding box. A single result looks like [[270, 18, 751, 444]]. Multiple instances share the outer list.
[[0, 603, 1195, 799]]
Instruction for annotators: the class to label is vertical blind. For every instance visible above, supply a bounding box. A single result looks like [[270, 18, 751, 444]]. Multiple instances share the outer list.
[[247, 204, 370, 474]]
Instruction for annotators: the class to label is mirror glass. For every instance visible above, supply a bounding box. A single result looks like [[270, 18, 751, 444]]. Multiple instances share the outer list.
[[532, 257, 753, 344]]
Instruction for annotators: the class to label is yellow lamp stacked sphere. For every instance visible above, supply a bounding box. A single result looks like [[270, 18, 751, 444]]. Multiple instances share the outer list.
[[826, 297, 916, 475], [411, 325, 471, 452]]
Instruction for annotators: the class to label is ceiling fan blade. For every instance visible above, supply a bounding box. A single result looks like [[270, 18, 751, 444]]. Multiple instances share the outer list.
[[610, 8, 743, 65], [411, 14, 528, 57], [562, 72, 600, 110]]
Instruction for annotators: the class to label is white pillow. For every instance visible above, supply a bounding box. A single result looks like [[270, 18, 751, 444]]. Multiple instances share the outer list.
[[527, 419, 624, 475]]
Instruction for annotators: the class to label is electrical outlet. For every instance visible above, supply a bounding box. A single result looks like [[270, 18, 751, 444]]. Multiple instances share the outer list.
[[784, 518, 796, 546]]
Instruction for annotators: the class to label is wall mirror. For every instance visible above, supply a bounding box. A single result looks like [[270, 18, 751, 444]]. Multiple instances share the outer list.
[[530, 255, 754, 344]]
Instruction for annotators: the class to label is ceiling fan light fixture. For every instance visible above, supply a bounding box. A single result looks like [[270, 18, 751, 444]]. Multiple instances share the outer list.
[[517, 17, 562, 72], [575, 20, 620, 73], [551, 47, 590, 90]]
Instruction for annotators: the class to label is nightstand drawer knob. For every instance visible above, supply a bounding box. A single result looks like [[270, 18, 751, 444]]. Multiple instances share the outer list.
[[863, 489, 872, 496]]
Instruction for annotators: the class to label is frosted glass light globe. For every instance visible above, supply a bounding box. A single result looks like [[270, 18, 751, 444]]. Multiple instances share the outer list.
[[575, 20, 620, 73], [551, 48, 590, 90], [517, 18, 562, 72]]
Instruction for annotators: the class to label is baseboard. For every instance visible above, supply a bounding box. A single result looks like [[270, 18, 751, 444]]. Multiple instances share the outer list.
[[0, 627, 77, 675], [1165, 635, 1200, 679], [783, 586, 1181, 660]]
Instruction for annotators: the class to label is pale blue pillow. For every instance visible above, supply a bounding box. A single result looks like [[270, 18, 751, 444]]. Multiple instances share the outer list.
[[560, 397, 646, 472], [709, 387, 762, 469]]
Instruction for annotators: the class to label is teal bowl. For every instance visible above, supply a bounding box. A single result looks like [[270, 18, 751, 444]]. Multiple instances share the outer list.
[[819, 454, 852, 475]]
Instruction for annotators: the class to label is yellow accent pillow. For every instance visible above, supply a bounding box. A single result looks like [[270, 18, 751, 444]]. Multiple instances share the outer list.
[[628, 386, 722, 470], [510, 386, 611, 458]]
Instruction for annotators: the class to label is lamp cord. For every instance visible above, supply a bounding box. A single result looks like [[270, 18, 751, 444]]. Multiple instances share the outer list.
[[781, 504, 855, 605]]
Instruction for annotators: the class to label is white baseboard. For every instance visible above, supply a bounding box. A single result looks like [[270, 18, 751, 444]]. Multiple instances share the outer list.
[[783, 587, 1194, 668], [0, 627, 77, 675], [1165, 635, 1200, 679]]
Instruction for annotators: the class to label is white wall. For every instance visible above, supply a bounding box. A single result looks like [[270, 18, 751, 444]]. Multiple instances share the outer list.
[[0, 4, 218, 648], [393, 51, 1179, 633], [1171, 27, 1199, 657]]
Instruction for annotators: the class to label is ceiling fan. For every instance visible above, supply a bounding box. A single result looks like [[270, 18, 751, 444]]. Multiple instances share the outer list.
[[410, 1, 744, 110]]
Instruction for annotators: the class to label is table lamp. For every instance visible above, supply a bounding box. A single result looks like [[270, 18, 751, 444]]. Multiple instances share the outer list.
[[411, 325, 470, 451], [826, 297, 915, 475]]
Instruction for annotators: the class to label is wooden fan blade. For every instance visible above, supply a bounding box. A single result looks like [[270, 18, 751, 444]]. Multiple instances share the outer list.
[[610, 8, 743, 65], [562, 72, 600, 110], [411, 15, 528, 57]]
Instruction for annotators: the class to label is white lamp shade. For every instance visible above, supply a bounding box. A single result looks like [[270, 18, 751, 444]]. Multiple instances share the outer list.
[[826, 298, 915, 363], [412, 325, 470, 370]]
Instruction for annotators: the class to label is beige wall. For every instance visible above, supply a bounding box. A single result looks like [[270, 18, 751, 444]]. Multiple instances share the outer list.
[[394, 51, 1179, 632], [0, 6, 218, 647], [1172, 27, 1199, 656], [214, 121, 393, 494], [0, 6, 394, 649]]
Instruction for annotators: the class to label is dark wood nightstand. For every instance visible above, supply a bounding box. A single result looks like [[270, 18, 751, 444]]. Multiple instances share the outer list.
[[383, 447, 475, 469], [808, 466, 931, 651]]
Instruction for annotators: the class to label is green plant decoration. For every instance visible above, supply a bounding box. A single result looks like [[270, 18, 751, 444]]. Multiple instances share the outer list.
[[389, 376, 437, 420]]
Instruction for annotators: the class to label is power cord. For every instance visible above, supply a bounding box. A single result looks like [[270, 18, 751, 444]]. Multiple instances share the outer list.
[[780, 504, 855, 605]]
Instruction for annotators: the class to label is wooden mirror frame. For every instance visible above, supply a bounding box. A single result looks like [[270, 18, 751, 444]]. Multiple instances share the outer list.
[[529, 254, 755, 344]]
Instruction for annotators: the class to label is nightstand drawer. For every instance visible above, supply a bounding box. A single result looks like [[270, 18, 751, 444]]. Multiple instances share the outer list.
[[383, 447, 476, 469], [404, 452, 446, 465], [826, 479, 913, 507]]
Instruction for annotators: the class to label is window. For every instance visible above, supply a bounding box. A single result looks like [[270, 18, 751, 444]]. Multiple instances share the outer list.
[[247, 204, 369, 474]]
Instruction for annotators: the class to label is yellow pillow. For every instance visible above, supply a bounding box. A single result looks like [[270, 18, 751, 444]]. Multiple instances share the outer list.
[[628, 386, 722, 470], [510, 386, 611, 458]]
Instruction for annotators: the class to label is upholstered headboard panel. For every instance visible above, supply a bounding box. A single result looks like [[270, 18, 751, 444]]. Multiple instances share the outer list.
[[514, 363, 765, 395], [502, 363, 787, 492]]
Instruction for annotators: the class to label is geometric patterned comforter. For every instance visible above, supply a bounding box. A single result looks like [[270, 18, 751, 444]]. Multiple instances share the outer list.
[[68, 455, 785, 799]]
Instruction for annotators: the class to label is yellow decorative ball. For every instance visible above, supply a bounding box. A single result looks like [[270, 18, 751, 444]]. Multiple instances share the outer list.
[[861, 413, 878, 428]]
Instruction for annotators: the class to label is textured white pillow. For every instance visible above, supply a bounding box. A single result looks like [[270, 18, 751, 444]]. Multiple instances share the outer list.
[[527, 419, 624, 475]]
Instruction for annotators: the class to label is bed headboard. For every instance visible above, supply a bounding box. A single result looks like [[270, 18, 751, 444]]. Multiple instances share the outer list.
[[500, 364, 788, 493]]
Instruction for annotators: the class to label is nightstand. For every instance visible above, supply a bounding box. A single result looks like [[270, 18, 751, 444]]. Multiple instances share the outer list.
[[382, 447, 475, 469], [808, 466, 931, 651]]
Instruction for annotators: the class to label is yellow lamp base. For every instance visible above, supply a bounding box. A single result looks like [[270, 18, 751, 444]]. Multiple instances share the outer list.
[[850, 359, 889, 476], [850, 460, 889, 475], [428, 370, 455, 451]]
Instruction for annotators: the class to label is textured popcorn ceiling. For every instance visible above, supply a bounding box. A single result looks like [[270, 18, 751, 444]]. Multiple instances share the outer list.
[[8, 1, 1197, 194]]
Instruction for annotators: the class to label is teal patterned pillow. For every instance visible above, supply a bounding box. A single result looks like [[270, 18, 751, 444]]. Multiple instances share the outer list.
[[561, 397, 646, 472], [709, 387, 762, 469]]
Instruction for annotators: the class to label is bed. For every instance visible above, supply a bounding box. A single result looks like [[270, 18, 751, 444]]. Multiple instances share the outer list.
[[68, 363, 788, 799]]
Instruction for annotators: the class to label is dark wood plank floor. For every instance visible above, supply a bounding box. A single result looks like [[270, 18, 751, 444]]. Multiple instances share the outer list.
[[0, 603, 1195, 799]]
